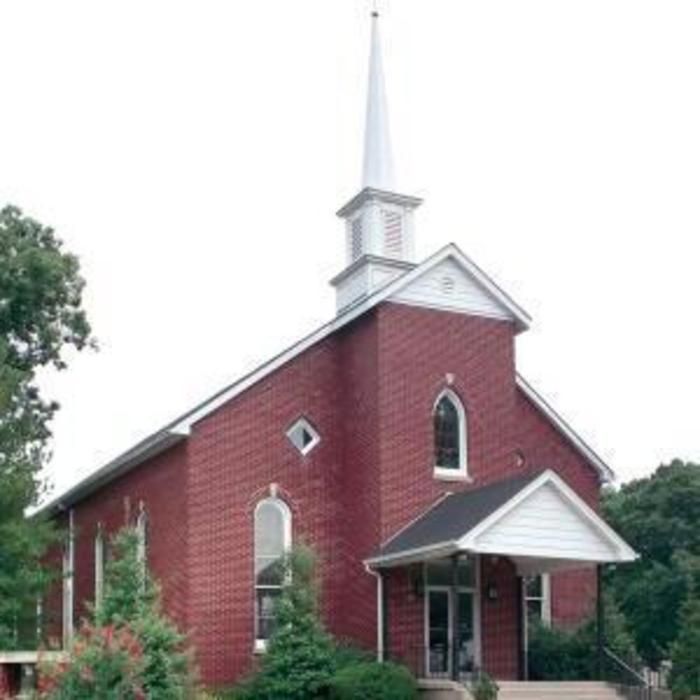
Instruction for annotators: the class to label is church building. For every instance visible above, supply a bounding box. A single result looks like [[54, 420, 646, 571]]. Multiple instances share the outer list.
[[41, 11, 636, 689]]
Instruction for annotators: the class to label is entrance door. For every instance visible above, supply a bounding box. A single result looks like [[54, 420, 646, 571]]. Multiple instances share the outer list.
[[426, 588, 476, 678]]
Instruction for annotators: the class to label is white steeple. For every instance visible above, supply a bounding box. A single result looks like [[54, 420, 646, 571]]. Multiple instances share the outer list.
[[332, 9, 423, 313], [362, 11, 396, 191]]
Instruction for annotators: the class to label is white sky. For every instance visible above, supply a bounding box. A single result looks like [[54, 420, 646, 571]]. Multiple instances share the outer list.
[[1, 1, 698, 498]]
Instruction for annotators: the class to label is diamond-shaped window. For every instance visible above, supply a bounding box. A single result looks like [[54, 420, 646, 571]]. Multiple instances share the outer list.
[[286, 418, 320, 456]]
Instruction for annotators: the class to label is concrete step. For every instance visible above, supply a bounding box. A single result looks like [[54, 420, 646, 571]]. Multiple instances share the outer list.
[[496, 681, 624, 700]]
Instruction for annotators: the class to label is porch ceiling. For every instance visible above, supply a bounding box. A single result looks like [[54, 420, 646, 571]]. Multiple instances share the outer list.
[[365, 470, 637, 572]]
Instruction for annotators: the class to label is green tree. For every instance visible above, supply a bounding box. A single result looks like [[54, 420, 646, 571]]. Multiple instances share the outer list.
[[670, 594, 700, 699], [602, 460, 700, 668], [241, 545, 335, 700], [98, 527, 194, 698], [0, 205, 93, 648]]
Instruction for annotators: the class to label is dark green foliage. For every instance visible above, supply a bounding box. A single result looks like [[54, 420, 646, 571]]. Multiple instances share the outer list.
[[528, 596, 638, 681], [242, 546, 335, 699], [670, 595, 700, 699], [603, 460, 700, 667], [470, 671, 499, 700], [0, 205, 93, 649], [328, 661, 416, 700]]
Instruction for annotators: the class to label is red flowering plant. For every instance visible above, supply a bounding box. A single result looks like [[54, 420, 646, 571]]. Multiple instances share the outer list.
[[38, 527, 197, 698], [38, 622, 145, 698]]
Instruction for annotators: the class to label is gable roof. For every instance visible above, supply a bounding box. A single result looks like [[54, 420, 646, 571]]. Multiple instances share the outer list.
[[366, 470, 637, 569], [38, 243, 608, 514]]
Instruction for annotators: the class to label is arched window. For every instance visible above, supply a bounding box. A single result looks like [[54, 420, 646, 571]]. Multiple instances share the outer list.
[[136, 509, 148, 591], [94, 527, 105, 608], [433, 389, 468, 479], [254, 498, 292, 650]]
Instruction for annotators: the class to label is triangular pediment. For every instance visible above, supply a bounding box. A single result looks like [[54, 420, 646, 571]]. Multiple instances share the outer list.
[[461, 471, 637, 566], [387, 247, 530, 330]]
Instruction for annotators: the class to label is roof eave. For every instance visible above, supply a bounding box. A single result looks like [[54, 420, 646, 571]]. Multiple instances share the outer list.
[[35, 428, 187, 517]]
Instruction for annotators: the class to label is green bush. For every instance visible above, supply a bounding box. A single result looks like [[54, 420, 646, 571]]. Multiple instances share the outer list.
[[241, 546, 335, 699], [328, 661, 417, 700], [38, 623, 145, 698], [471, 671, 499, 700], [528, 596, 638, 681]]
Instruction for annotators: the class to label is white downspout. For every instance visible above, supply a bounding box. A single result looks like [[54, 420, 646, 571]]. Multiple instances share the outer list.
[[365, 563, 384, 662]]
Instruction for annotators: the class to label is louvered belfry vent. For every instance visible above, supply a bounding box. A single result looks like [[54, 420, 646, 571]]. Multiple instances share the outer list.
[[351, 218, 364, 260], [382, 209, 403, 258]]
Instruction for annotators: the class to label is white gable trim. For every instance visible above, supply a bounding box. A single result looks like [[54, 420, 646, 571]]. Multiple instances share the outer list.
[[516, 375, 615, 483], [459, 470, 637, 563]]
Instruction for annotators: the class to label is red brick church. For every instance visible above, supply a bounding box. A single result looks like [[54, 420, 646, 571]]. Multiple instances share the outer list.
[[40, 11, 636, 689]]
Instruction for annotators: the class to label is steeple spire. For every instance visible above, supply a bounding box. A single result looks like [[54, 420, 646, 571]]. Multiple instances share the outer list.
[[362, 10, 396, 191], [331, 7, 423, 313]]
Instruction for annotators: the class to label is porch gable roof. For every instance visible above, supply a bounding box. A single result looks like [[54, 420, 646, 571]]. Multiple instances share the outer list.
[[366, 470, 637, 570]]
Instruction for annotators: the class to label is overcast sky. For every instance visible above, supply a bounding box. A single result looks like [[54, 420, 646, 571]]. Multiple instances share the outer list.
[[1, 1, 698, 498]]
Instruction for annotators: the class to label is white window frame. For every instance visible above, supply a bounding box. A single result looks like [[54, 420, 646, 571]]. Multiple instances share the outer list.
[[254, 497, 292, 652], [433, 389, 469, 481], [286, 417, 321, 456], [524, 573, 551, 626], [94, 527, 105, 608], [62, 510, 75, 649]]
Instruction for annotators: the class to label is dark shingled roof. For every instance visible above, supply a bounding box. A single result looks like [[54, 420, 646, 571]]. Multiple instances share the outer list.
[[376, 471, 543, 560]]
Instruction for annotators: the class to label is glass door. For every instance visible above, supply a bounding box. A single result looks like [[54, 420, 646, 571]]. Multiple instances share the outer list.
[[427, 590, 450, 676], [427, 589, 476, 678], [457, 591, 475, 675]]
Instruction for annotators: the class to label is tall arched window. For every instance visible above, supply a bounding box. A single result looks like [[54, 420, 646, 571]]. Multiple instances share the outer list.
[[254, 498, 292, 650], [433, 389, 468, 479], [136, 509, 148, 591]]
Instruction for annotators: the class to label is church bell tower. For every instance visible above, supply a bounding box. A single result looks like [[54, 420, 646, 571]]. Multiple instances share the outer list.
[[331, 10, 423, 313]]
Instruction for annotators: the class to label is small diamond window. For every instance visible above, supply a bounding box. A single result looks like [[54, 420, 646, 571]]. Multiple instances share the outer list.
[[286, 418, 320, 456]]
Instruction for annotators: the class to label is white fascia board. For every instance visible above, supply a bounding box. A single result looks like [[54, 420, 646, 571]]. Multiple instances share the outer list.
[[516, 374, 615, 483], [458, 469, 638, 563], [364, 541, 460, 569]]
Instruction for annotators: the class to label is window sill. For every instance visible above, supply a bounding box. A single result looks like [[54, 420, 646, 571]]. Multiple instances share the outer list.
[[433, 469, 472, 483]]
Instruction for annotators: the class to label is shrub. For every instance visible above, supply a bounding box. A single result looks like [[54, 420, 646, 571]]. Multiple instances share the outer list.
[[242, 546, 335, 699], [528, 595, 638, 681], [38, 623, 145, 698], [670, 595, 700, 699], [328, 661, 417, 700], [471, 671, 499, 700]]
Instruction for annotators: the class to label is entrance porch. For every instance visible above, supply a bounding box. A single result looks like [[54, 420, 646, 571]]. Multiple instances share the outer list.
[[365, 470, 638, 682]]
